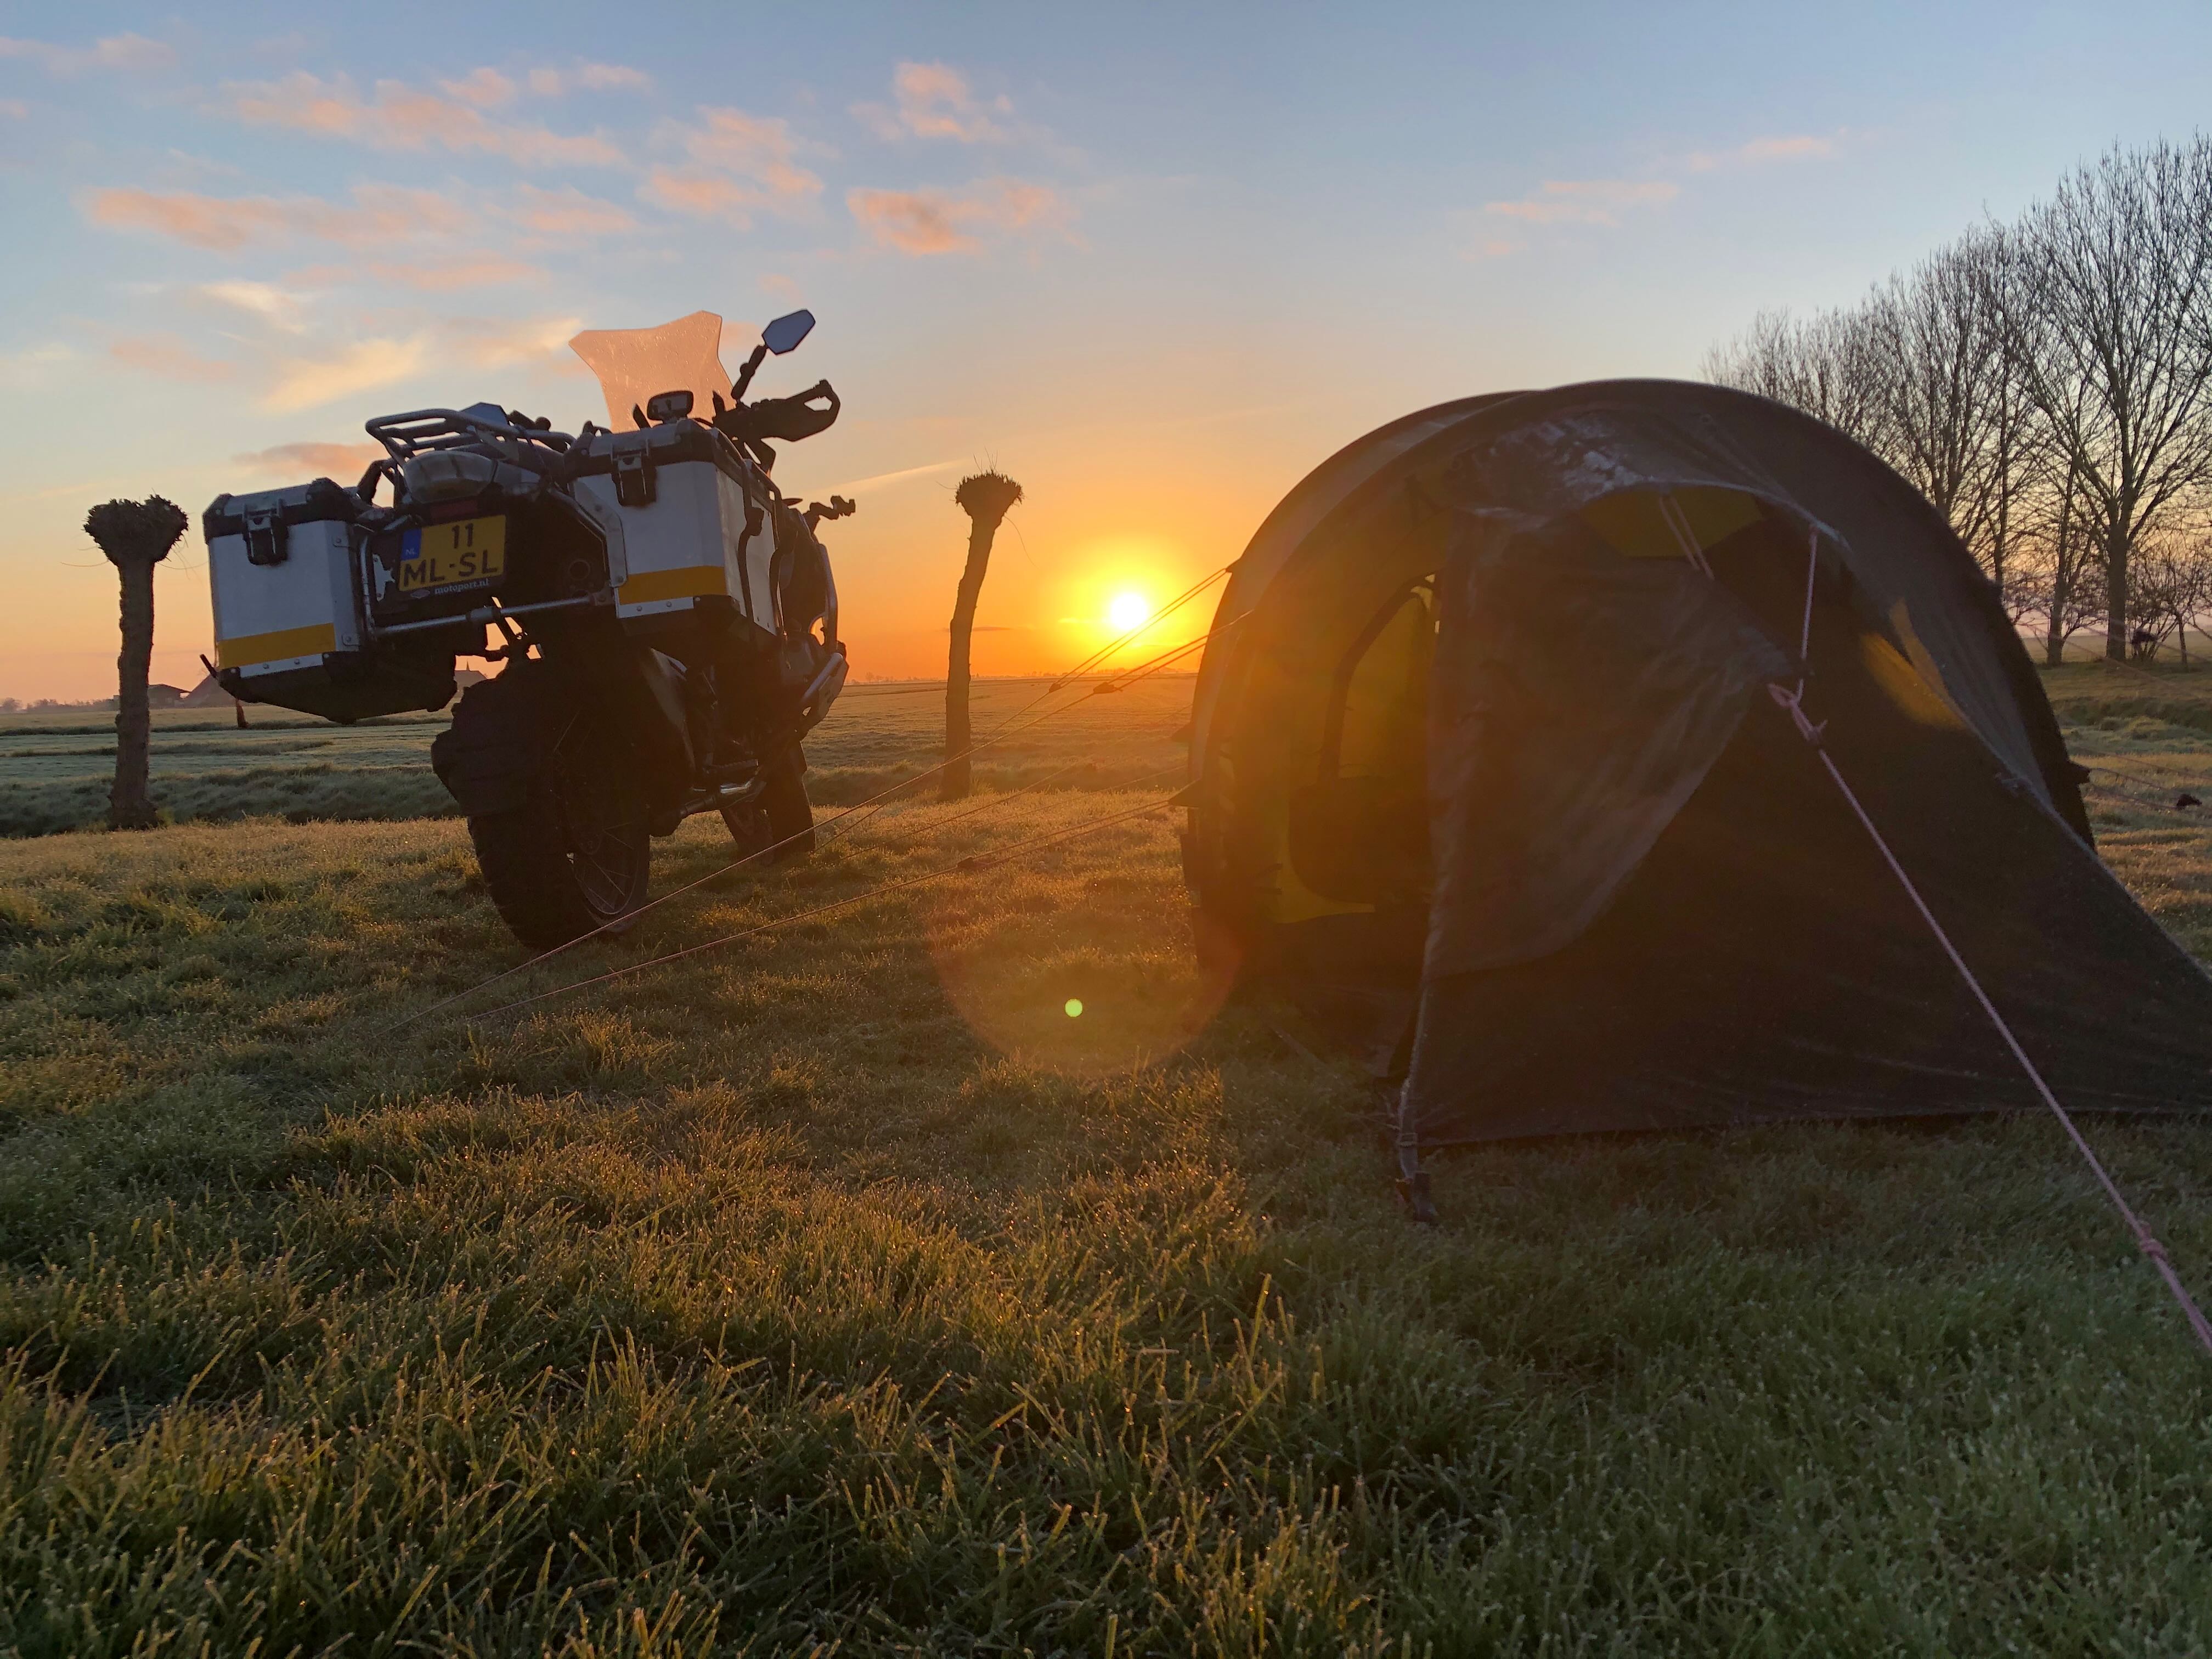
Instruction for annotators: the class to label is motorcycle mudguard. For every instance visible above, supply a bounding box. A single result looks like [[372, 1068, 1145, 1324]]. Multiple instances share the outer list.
[[431, 669, 560, 817], [433, 653, 696, 821]]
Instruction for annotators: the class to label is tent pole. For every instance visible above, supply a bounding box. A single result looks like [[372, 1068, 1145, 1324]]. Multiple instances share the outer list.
[[1393, 1083, 1437, 1224]]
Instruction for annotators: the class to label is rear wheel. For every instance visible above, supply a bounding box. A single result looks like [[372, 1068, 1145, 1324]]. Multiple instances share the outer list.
[[470, 718, 650, 950], [720, 754, 814, 864]]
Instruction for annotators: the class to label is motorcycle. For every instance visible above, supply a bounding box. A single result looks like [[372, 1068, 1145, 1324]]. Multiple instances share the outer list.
[[203, 309, 854, 949]]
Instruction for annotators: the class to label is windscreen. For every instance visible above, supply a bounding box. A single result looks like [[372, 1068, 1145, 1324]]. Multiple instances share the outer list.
[[569, 311, 734, 432]]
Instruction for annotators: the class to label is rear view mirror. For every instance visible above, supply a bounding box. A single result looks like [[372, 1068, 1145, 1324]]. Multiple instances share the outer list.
[[762, 310, 815, 355], [645, 388, 695, 423]]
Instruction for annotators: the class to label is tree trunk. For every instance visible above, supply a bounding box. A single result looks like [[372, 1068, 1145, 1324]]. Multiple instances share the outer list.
[[2104, 524, 2129, 662], [942, 517, 997, 801], [2044, 612, 2068, 667], [111, 557, 157, 828], [943, 472, 1023, 803], [83, 496, 187, 832]]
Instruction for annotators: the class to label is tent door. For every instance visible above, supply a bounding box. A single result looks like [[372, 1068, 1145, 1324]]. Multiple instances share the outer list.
[[1286, 578, 1435, 905]]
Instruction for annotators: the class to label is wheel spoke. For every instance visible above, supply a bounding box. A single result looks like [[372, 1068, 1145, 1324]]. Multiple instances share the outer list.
[[549, 729, 645, 917]]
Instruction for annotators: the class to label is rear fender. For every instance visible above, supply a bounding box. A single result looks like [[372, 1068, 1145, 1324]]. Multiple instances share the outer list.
[[431, 668, 567, 816], [433, 650, 699, 820]]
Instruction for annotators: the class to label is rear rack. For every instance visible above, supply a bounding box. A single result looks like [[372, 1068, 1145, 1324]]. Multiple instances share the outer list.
[[365, 408, 574, 462]]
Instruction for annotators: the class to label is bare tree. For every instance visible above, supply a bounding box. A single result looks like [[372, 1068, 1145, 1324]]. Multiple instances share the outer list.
[[84, 496, 188, 830], [1711, 240, 2044, 617], [2131, 516, 2212, 667], [1995, 138, 2212, 661], [1866, 233, 2041, 605], [942, 471, 1024, 802], [1708, 137, 2212, 663], [1703, 305, 1892, 455], [2011, 458, 2107, 665]]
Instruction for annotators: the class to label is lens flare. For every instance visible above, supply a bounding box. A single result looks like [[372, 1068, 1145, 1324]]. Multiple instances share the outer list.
[[927, 885, 1234, 1081], [1106, 591, 1150, 631]]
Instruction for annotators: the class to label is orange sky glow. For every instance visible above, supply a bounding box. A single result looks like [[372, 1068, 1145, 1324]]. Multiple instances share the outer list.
[[5, 12, 2206, 701]]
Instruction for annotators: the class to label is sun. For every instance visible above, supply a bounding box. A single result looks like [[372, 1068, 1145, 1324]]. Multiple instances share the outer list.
[[1106, 590, 1151, 631]]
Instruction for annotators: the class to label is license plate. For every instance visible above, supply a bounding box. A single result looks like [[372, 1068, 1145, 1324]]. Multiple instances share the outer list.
[[396, 515, 506, 594]]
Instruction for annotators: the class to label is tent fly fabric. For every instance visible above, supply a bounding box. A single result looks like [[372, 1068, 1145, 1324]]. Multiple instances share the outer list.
[[1183, 381, 2212, 1149]]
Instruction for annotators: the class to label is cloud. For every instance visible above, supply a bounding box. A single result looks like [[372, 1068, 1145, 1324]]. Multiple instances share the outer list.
[[1483, 178, 1678, 227], [507, 183, 636, 238], [847, 177, 1070, 255], [848, 189, 969, 253], [375, 254, 542, 290], [109, 334, 234, 382], [529, 63, 651, 97], [825, 458, 963, 495], [233, 440, 385, 478], [0, 342, 76, 388], [196, 279, 309, 331], [88, 189, 289, 249], [758, 272, 802, 302], [447, 314, 583, 370], [155, 148, 242, 183], [291, 254, 544, 291], [438, 67, 515, 108], [642, 169, 770, 225], [853, 62, 1012, 143], [1684, 133, 1841, 172], [642, 107, 824, 225], [1475, 132, 1842, 251], [262, 336, 428, 413], [0, 33, 173, 74], [0, 99, 25, 120], [85, 184, 467, 249], [685, 107, 822, 201], [221, 71, 624, 167]]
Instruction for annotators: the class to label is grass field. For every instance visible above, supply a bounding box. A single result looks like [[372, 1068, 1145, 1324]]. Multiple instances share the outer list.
[[2, 664, 2211, 1654], [0, 679, 1188, 839]]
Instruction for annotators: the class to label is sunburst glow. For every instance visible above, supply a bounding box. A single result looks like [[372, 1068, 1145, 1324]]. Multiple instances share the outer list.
[[1106, 591, 1151, 631]]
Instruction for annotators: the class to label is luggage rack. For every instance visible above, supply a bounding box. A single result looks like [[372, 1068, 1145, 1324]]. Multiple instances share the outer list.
[[359, 407, 578, 510], [365, 407, 575, 461]]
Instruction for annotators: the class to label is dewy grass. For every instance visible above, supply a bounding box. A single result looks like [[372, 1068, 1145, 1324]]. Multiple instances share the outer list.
[[1, 678, 2211, 1654], [0, 680, 1192, 838]]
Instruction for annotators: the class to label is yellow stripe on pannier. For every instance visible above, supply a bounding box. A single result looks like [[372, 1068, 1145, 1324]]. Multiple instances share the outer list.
[[618, 565, 729, 605], [216, 622, 338, 669]]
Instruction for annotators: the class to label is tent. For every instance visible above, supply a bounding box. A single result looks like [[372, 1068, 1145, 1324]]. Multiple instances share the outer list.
[[1183, 381, 2212, 1158]]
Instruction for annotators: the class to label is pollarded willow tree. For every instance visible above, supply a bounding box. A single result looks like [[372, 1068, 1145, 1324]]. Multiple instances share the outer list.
[[943, 471, 1024, 802], [83, 495, 188, 830]]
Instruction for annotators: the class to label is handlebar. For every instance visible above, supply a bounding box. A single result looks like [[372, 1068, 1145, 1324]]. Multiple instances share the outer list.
[[713, 380, 840, 447]]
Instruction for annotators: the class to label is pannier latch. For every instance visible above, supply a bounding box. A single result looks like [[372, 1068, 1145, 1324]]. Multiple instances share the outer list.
[[613, 447, 657, 509], [243, 505, 290, 566]]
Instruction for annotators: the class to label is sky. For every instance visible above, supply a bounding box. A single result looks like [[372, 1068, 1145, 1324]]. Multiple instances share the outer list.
[[4, 1, 2210, 701]]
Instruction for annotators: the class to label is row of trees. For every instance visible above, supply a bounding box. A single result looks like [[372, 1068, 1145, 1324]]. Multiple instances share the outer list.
[[1706, 136, 2212, 664]]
